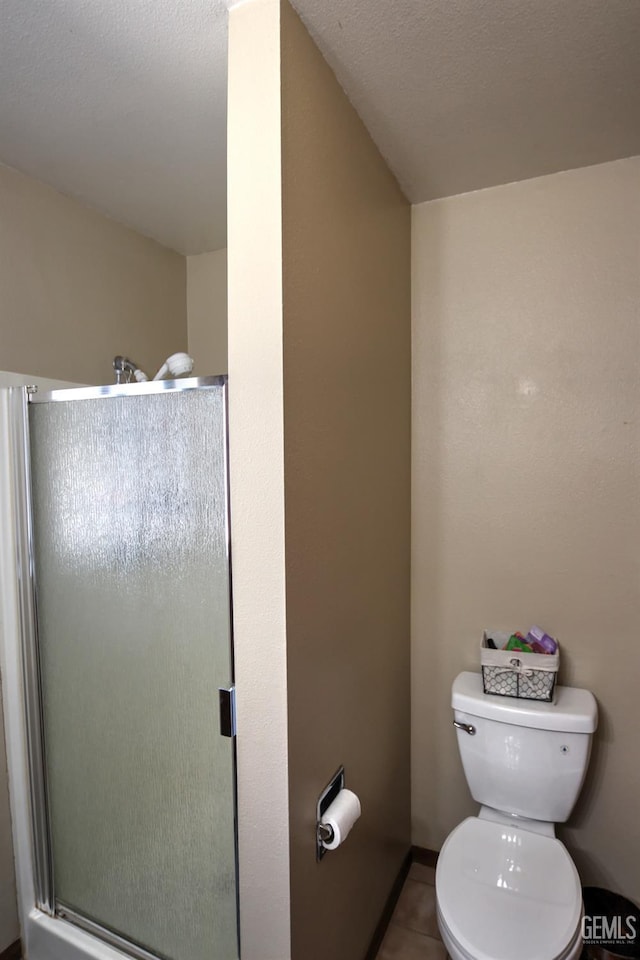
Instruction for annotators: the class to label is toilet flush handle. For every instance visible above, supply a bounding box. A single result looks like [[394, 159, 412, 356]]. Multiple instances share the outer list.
[[453, 720, 476, 735]]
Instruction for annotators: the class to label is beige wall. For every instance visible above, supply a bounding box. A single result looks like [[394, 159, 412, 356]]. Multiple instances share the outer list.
[[228, 3, 411, 958], [412, 157, 640, 902], [281, 4, 411, 959], [187, 248, 228, 375], [0, 162, 187, 385], [227, 2, 291, 959]]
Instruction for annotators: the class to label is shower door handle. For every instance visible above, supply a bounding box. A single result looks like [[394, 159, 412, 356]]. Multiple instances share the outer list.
[[219, 687, 236, 738]]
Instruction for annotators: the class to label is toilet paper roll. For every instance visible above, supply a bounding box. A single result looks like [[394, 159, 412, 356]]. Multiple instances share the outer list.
[[320, 788, 361, 850]]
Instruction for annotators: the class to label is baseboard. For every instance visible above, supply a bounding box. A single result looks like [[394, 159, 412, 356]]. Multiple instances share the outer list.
[[363, 849, 412, 960], [411, 844, 439, 868], [0, 940, 21, 960]]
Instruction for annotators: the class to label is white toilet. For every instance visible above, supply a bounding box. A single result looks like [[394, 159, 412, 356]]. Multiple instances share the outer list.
[[436, 671, 598, 960]]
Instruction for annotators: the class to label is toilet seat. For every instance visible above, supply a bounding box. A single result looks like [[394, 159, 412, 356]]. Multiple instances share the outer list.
[[436, 903, 585, 960], [436, 817, 582, 960]]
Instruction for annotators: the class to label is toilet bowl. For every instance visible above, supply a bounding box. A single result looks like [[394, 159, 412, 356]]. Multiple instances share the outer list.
[[435, 672, 598, 960], [436, 817, 584, 960]]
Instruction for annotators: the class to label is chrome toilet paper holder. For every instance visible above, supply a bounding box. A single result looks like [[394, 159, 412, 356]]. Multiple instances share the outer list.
[[316, 765, 345, 861], [317, 822, 334, 844]]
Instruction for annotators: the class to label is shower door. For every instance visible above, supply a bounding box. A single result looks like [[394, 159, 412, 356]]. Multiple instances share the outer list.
[[14, 377, 238, 960]]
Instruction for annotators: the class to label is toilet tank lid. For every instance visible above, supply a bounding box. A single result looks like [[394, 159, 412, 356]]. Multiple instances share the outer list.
[[452, 672, 598, 733]]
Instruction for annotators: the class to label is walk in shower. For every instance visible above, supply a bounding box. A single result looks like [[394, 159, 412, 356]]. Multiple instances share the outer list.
[[0, 377, 238, 960]]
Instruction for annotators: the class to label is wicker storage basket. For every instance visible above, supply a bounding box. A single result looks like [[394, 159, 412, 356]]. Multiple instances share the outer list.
[[481, 631, 559, 702]]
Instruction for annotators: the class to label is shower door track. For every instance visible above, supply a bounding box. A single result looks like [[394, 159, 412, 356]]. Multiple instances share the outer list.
[[56, 904, 169, 960], [1, 377, 236, 960]]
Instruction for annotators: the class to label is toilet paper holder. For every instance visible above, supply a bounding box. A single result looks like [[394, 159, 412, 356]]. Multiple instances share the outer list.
[[317, 822, 335, 844], [316, 765, 345, 861]]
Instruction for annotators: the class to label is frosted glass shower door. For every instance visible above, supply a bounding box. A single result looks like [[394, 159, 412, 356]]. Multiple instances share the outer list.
[[26, 378, 237, 960]]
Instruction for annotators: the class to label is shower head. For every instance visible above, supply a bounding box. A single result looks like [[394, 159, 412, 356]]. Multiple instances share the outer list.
[[152, 352, 194, 381], [113, 356, 149, 384]]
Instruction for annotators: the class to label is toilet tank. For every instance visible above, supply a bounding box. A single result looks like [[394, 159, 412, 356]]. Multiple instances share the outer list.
[[452, 672, 598, 823]]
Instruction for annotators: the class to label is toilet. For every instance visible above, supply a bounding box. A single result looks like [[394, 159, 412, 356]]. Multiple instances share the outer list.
[[436, 671, 598, 960]]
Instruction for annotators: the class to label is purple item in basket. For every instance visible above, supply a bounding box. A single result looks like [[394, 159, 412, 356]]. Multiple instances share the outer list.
[[526, 626, 558, 654]]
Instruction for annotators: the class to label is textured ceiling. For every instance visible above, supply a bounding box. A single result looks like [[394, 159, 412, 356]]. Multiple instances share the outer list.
[[291, 0, 640, 202], [0, 0, 228, 255], [2, 1, 639, 254]]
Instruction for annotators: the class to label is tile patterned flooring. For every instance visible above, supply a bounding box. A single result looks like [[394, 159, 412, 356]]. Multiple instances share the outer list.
[[376, 862, 450, 960]]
